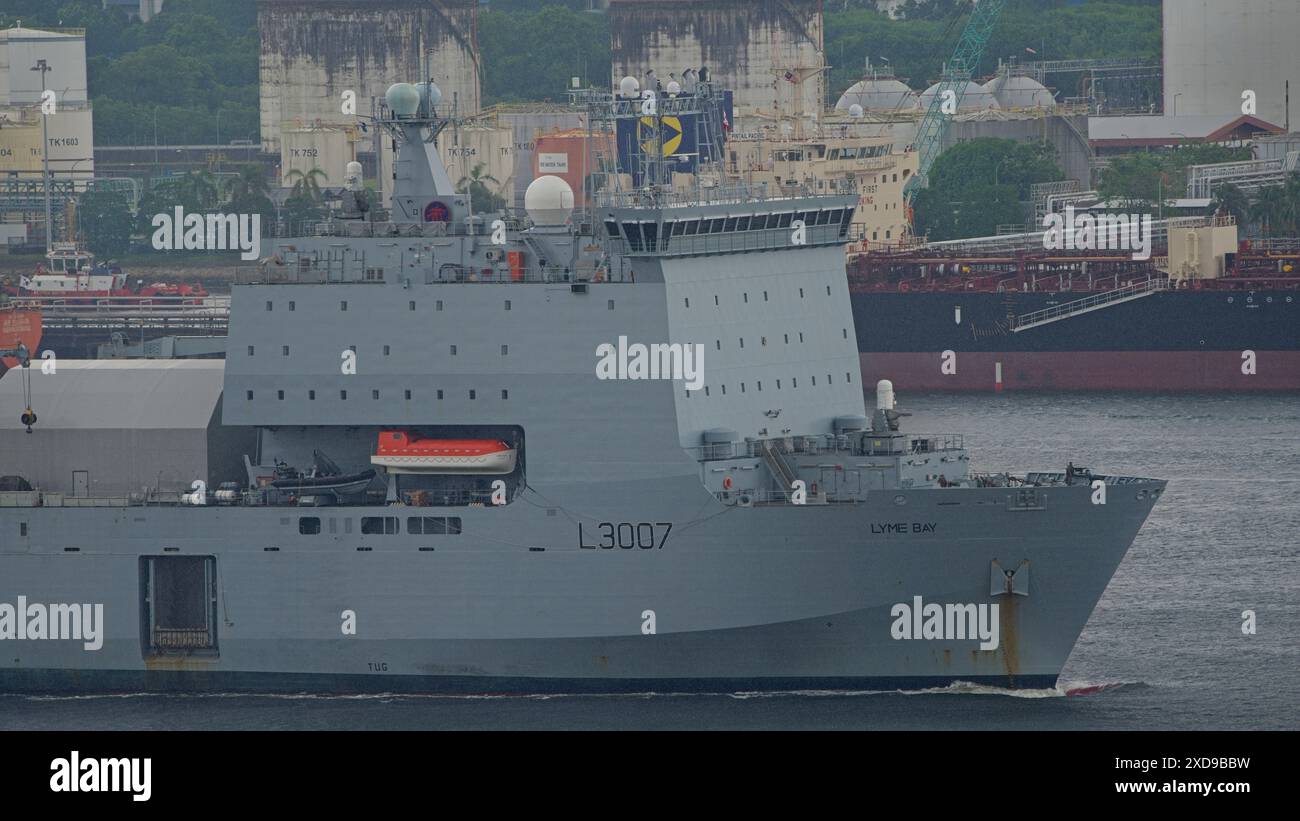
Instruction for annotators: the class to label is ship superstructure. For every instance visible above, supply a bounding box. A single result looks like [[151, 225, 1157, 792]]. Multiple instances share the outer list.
[[0, 79, 1164, 693]]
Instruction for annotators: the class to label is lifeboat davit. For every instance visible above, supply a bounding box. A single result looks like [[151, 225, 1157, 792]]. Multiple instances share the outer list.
[[371, 432, 518, 474]]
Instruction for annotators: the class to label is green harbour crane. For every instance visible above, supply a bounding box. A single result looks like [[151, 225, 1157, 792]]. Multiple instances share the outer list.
[[903, 0, 1007, 204]]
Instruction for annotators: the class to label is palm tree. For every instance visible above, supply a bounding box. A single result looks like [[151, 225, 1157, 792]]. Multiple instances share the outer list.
[[223, 164, 271, 205], [458, 162, 498, 191], [180, 168, 219, 210], [1251, 185, 1290, 237], [1209, 182, 1250, 227], [457, 162, 504, 212], [284, 167, 329, 203]]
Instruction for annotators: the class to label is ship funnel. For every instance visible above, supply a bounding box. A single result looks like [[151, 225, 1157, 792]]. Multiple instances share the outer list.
[[876, 379, 895, 410]]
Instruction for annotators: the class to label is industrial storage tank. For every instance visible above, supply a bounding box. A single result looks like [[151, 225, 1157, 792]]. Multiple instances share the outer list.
[[983, 74, 1055, 110], [1162, 0, 1300, 124], [836, 78, 921, 113], [919, 80, 1000, 112], [532, 129, 615, 209], [279, 123, 362, 186]]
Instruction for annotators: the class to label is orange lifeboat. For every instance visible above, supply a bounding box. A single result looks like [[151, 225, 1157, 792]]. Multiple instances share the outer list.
[[370, 431, 517, 474]]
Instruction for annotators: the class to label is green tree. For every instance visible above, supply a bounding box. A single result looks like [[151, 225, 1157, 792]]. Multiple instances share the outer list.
[[284, 168, 329, 203], [912, 138, 1064, 240], [77, 188, 133, 258], [134, 178, 202, 242], [1209, 183, 1250, 227], [457, 162, 507, 213], [222, 163, 271, 205], [480, 5, 611, 103]]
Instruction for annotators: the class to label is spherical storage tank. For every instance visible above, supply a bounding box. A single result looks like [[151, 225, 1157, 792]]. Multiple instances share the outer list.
[[919, 80, 1000, 112], [836, 78, 921, 113], [983, 75, 1054, 109]]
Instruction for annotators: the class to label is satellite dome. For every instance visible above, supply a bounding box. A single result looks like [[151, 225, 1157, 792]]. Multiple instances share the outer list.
[[983, 74, 1054, 109], [666, 80, 681, 96], [385, 83, 420, 117], [345, 161, 363, 190], [619, 76, 640, 98], [836, 78, 921, 113], [415, 81, 443, 111], [919, 80, 1000, 112], [524, 175, 574, 226], [848, 103, 864, 118]]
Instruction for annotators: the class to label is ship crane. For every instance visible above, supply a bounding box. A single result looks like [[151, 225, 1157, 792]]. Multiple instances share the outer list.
[[0, 341, 37, 432]]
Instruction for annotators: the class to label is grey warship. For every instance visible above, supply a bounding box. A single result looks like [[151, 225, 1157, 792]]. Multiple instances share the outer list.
[[0, 80, 1165, 693]]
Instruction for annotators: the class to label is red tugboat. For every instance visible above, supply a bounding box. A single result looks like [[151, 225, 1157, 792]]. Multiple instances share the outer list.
[[371, 432, 518, 474], [3, 245, 207, 303]]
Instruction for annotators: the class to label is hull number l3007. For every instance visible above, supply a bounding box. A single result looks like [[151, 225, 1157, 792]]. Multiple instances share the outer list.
[[579, 522, 672, 550]]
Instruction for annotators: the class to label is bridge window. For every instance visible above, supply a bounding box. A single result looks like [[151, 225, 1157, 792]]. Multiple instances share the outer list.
[[604, 219, 619, 238], [684, 220, 700, 236], [735, 216, 751, 231], [724, 217, 738, 232], [622, 222, 643, 251], [643, 222, 658, 249], [408, 516, 462, 535], [361, 516, 398, 535], [299, 517, 320, 535]]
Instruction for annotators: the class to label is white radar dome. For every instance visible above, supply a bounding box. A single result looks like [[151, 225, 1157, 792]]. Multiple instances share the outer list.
[[345, 161, 363, 189], [619, 76, 640, 98], [385, 83, 420, 117], [524, 175, 575, 226], [416, 81, 443, 110], [666, 80, 681, 96], [848, 103, 864, 118]]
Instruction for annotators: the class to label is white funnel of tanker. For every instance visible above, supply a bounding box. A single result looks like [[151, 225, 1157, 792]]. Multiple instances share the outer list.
[[876, 379, 895, 411], [344, 161, 363, 191]]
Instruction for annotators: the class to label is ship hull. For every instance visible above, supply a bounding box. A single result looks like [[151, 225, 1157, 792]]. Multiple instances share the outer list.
[[0, 477, 1161, 693], [853, 290, 1300, 391]]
